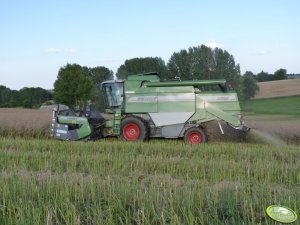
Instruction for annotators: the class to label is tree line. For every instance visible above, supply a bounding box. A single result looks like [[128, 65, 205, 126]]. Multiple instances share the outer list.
[[248, 69, 288, 82], [0, 86, 52, 108]]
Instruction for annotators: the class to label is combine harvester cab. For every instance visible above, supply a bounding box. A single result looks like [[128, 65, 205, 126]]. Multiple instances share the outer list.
[[51, 72, 249, 144]]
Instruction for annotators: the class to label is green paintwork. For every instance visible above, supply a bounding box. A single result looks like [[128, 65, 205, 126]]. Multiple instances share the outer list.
[[108, 72, 244, 130], [145, 79, 226, 87], [112, 109, 122, 135], [58, 116, 89, 125], [157, 92, 195, 112], [188, 93, 241, 126], [105, 119, 113, 128], [127, 73, 160, 81], [188, 95, 206, 121], [125, 86, 196, 113], [204, 102, 239, 126], [125, 73, 225, 87], [57, 116, 92, 139]]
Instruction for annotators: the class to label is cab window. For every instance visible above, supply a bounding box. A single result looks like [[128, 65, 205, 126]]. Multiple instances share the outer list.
[[102, 82, 124, 108]]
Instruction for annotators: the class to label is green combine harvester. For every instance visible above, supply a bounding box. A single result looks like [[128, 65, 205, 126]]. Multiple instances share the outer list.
[[51, 72, 249, 144]]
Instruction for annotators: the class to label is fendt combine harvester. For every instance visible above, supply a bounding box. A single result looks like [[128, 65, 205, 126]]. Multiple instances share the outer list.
[[51, 72, 249, 144]]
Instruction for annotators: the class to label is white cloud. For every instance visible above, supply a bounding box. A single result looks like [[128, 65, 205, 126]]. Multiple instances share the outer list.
[[45, 48, 60, 53], [205, 42, 224, 49], [64, 48, 77, 54]]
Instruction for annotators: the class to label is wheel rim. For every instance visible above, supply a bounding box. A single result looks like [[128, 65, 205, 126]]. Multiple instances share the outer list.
[[188, 131, 202, 144], [123, 123, 140, 140]]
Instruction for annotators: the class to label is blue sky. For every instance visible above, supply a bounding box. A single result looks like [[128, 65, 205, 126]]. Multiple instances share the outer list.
[[0, 0, 299, 90]]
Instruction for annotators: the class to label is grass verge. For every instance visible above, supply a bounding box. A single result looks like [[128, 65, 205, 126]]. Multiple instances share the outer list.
[[241, 95, 300, 115]]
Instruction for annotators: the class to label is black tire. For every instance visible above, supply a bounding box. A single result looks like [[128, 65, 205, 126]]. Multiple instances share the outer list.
[[120, 116, 148, 141], [184, 127, 206, 144]]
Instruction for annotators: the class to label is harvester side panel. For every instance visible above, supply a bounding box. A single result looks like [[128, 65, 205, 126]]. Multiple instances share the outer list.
[[188, 95, 206, 121], [199, 93, 241, 112], [126, 93, 158, 113], [188, 92, 241, 127], [149, 112, 194, 127], [125, 85, 196, 114], [157, 92, 195, 112], [204, 102, 240, 127]]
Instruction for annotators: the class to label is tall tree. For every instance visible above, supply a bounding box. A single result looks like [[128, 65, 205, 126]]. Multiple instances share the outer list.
[[242, 71, 259, 100], [89, 66, 114, 85], [189, 45, 215, 80], [116, 57, 168, 79], [54, 64, 95, 109], [212, 48, 241, 93], [273, 68, 287, 80], [86, 66, 114, 111], [167, 46, 216, 80], [167, 49, 192, 80], [167, 45, 242, 96]]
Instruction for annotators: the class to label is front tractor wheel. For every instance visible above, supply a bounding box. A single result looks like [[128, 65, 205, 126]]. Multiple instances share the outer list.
[[120, 117, 148, 141], [184, 127, 206, 144]]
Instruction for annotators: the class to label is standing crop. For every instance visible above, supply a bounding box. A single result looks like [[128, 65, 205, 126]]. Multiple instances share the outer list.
[[0, 138, 299, 224]]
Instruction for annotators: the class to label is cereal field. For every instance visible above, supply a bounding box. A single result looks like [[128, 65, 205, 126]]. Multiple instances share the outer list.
[[254, 79, 300, 99], [0, 108, 51, 138], [0, 138, 299, 224]]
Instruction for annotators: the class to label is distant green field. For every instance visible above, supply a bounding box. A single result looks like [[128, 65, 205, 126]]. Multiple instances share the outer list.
[[0, 138, 299, 224], [241, 95, 300, 115]]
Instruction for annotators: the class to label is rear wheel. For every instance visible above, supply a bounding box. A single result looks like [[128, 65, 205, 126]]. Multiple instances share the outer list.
[[120, 117, 148, 141], [184, 127, 206, 144]]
